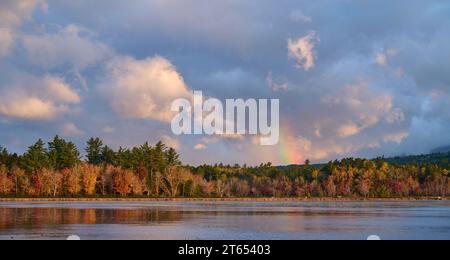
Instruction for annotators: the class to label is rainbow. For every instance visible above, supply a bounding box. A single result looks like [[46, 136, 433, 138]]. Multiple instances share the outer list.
[[279, 124, 305, 165]]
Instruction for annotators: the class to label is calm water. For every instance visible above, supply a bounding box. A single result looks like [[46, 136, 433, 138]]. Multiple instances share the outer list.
[[0, 201, 449, 240]]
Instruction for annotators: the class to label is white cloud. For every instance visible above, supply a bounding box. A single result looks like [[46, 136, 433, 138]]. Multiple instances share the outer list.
[[279, 133, 314, 162], [0, 0, 45, 57], [0, 74, 79, 120], [386, 108, 405, 124], [277, 78, 411, 162], [99, 55, 192, 122], [201, 134, 246, 146], [21, 24, 112, 70], [384, 131, 409, 144], [376, 53, 387, 66], [101, 126, 115, 134], [337, 122, 361, 138], [0, 97, 60, 120], [0, 0, 448, 166], [314, 125, 322, 138], [375, 48, 399, 67], [194, 144, 207, 150], [0, 0, 41, 27], [61, 122, 84, 137], [288, 31, 319, 71], [0, 3, 84, 122], [38, 0, 48, 13], [42, 75, 81, 103], [266, 71, 288, 92], [162, 135, 180, 150], [290, 10, 312, 24], [0, 28, 13, 57], [321, 81, 397, 134]]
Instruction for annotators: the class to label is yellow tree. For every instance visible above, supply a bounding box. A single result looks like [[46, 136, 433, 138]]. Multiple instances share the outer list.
[[99, 165, 114, 196], [82, 164, 100, 195], [113, 168, 134, 196], [41, 169, 62, 197], [132, 175, 143, 196], [10, 166, 31, 195], [357, 173, 372, 198], [0, 165, 13, 195], [64, 165, 82, 195], [324, 176, 337, 197], [406, 176, 420, 196], [161, 167, 189, 197]]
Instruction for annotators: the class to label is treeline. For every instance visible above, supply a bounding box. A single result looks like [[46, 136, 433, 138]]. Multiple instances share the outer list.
[[378, 152, 450, 168], [0, 136, 449, 198]]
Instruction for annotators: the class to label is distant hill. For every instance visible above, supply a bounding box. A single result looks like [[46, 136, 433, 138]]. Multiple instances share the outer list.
[[377, 152, 450, 167], [278, 152, 450, 168], [432, 146, 450, 154]]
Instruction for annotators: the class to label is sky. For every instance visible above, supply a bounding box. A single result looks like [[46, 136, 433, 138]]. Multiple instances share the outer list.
[[0, 0, 450, 166]]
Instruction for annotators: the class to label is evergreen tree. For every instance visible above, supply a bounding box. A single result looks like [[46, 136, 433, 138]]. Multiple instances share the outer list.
[[117, 147, 133, 169], [165, 147, 181, 167], [20, 139, 49, 173], [101, 145, 116, 166], [144, 141, 167, 197], [152, 141, 167, 173], [131, 146, 144, 170], [86, 137, 104, 165], [0, 146, 10, 167], [140, 142, 153, 170], [48, 136, 80, 170]]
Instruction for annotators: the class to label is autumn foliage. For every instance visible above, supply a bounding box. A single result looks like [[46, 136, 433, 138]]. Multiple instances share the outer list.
[[0, 137, 449, 198]]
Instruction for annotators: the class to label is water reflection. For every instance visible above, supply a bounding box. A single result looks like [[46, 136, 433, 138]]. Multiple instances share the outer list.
[[0, 201, 449, 240], [0, 207, 189, 230]]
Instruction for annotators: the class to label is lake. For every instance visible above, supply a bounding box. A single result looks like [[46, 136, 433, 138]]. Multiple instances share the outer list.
[[0, 200, 449, 240]]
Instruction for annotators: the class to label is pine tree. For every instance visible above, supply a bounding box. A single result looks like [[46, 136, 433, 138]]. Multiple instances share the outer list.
[[165, 147, 181, 167], [152, 141, 167, 173], [20, 139, 49, 173], [48, 136, 80, 170], [101, 145, 116, 166], [86, 137, 104, 165], [0, 146, 10, 167], [140, 142, 153, 170]]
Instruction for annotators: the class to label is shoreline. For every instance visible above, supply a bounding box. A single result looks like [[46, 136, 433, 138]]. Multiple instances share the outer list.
[[0, 197, 447, 203]]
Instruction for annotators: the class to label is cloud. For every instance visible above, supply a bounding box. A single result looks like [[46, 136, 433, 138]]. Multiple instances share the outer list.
[[321, 81, 400, 133], [266, 72, 289, 92], [337, 122, 361, 138], [375, 53, 387, 66], [290, 9, 312, 24], [384, 131, 409, 144], [0, 97, 60, 120], [101, 126, 115, 134], [386, 108, 405, 124], [61, 122, 84, 137], [0, 74, 79, 120], [162, 135, 180, 150], [375, 49, 399, 67], [1, 0, 450, 166], [0, 1, 83, 121], [99, 56, 192, 122], [269, 76, 413, 163], [0, 0, 41, 27], [21, 24, 112, 70], [42, 75, 81, 103], [0, 28, 13, 57], [0, 0, 45, 57], [194, 144, 207, 150], [288, 31, 319, 71]]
